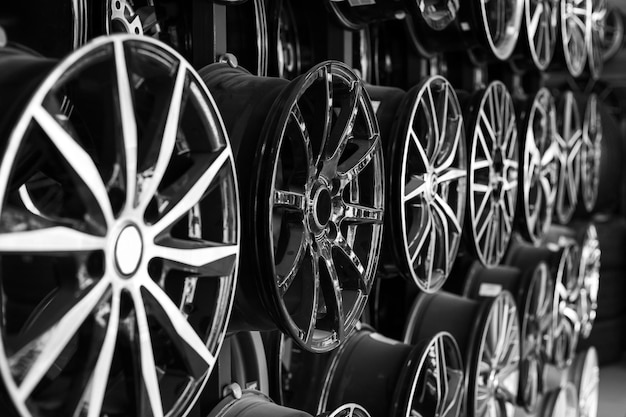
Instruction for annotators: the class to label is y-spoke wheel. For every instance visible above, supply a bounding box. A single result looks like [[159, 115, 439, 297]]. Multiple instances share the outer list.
[[560, 0, 590, 77], [202, 61, 383, 353], [554, 91, 582, 225], [587, 0, 607, 79], [580, 94, 602, 214], [319, 404, 371, 417], [524, 0, 558, 70], [568, 347, 599, 417], [468, 81, 518, 266], [390, 76, 466, 292], [319, 328, 464, 417], [518, 88, 558, 244], [540, 384, 578, 417], [0, 35, 240, 417], [479, 0, 525, 60]]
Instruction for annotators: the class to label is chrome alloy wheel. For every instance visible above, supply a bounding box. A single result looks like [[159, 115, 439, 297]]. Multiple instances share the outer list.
[[105, 0, 156, 36], [473, 292, 521, 417], [554, 91, 582, 225], [519, 88, 558, 244], [569, 347, 599, 417], [580, 94, 602, 213], [0, 35, 240, 417], [587, 0, 607, 79], [560, 0, 590, 77], [479, 0, 525, 60], [319, 404, 371, 417], [524, 0, 558, 70], [468, 81, 519, 267], [576, 224, 600, 339], [394, 76, 466, 292]]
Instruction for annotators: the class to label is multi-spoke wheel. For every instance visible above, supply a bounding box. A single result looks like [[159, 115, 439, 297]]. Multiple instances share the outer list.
[[103, 0, 159, 36], [318, 404, 371, 417], [580, 94, 602, 214], [517, 88, 558, 244], [319, 328, 464, 417], [540, 384, 578, 417], [202, 60, 383, 353], [554, 90, 582, 225], [0, 0, 86, 57], [559, 0, 590, 77], [0, 34, 240, 417], [375, 76, 466, 292], [521, 0, 558, 70], [467, 81, 518, 266], [568, 347, 599, 417], [207, 386, 314, 417], [587, 0, 607, 79], [404, 291, 520, 417]]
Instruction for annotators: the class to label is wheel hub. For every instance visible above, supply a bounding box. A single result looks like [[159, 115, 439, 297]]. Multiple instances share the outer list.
[[311, 184, 333, 230], [114, 224, 143, 276], [425, 171, 439, 201]]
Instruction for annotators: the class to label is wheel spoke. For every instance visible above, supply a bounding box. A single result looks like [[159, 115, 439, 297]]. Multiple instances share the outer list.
[[405, 175, 428, 202], [529, 3, 544, 39], [336, 137, 380, 183], [319, 245, 346, 342], [334, 234, 367, 290], [276, 231, 308, 295], [410, 130, 431, 167], [343, 203, 383, 224], [273, 189, 306, 211], [436, 168, 466, 184], [409, 207, 433, 262], [0, 226, 104, 253], [150, 240, 238, 276], [324, 82, 362, 162]]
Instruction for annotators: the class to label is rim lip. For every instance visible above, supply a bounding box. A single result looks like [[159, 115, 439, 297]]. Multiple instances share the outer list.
[[586, 0, 607, 79], [545, 383, 579, 417], [573, 347, 599, 417], [521, 87, 556, 244], [601, 5, 624, 61], [468, 81, 519, 267], [581, 93, 602, 213], [524, 0, 558, 70], [0, 33, 240, 417], [470, 291, 521, 417], [395, 75, 466, 292], [480, 0, 525, 60], [560, 0, 590, 77], [257, 60, 384, 353], [325, 403, 372, 417]]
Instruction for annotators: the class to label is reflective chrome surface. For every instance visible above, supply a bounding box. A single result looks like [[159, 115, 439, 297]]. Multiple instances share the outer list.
[[480, 0, 525, 60], [323, 403, 371, 417]]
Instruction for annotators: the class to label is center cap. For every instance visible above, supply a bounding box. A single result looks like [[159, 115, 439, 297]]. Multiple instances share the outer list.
[[115, 225, 143, 276], [313, 187, 332, 227]]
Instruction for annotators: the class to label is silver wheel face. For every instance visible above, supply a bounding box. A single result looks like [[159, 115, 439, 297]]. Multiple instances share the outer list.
[[587, 0, 607, 79], [269, 62, 383, 352], [474, 293, 520, 417], [552, 244, 580, 367], [546, 384, 579, 417], [480, 0, 525, 60], [581, 94, 602, 213], [400, 76, 466, 292], [575, 348, 599, 417], [406, 333, 464, 417], [561, 0, 589, 77], [0, 35, 240, 417], [576, 225, 600, 339], [106, 0, 157, 36], [521, 88, 558, 244], [325, 403, 371, 417], [469, 82, 519, 267], [525, 0, 558, 70], [555, 91, 582, 225]]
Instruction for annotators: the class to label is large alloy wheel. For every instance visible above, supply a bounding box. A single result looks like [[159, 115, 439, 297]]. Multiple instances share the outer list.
[[202, 61, 384, 353], [560, 0, 590, 77], [319, 328, 464, 417], [468, 81, 519, 267], [518, 88, 558, 244], [587, 0, 607, 79], [568, 347, 599, 417], [390, 76, 466, 292], [580, 94, 602, 214], [524, 0, 558, 70], [554, 91, 582, 225], [479, 0, 525, 60], [0, 35, 240, 417]]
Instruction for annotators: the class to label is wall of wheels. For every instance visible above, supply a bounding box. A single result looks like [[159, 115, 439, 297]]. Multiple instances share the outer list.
[[0, 0, 624, 416]]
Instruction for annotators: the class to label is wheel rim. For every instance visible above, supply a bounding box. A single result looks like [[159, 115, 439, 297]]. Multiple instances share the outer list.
[[398, 76, 466, 292], [552, 243, 580, 367], [519, 263, 553, 412], [106, 0, 155, 36], [480, 0, 524, 60], [574, 348, 599, 417], [576, 224, 600, 339], [561, 0, 589, 77], [473, 292, 520, 417], [601, 5, 624, 61], [322, 404, 371, 417], [525, 0, 558, 70], [554, 91, 582, 225], [587, 0, 607, 79], [545, 384, 579, 417], [581, 94, 602, 213], [418, 0, 460, 30], [469, 81, 518, 267], [520, 88, 558, 244], [0, 35, 239, 417], [264, 61, 384, 352]]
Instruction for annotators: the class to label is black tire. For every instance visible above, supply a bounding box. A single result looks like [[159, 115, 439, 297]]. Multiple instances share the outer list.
[[596, 269, 626, 320], [577, 315, 625, 366]]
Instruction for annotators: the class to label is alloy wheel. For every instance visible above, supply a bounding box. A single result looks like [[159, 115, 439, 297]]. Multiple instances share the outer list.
[[525, 0, 558, 70], [580, 93, 602, 213], [587, 0, 607, 79], [560, 0, 590, 77], [480, 0, 525, 60]]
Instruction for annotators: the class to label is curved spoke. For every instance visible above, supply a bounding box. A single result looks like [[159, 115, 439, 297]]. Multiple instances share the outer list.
[[343, 203, 383, 224], [0, 226, 104, 253], [150, 240, 238, 275]]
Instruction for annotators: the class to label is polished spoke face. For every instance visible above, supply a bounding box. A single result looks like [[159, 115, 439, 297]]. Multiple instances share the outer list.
[[519, 263, 554, 411], [552, 245, 580, 367], [327, 403, 372, 417], [474, 293, 520, 417], [581, 94, 602, 213], [469, 82, 518, 267], [526, 0, 558, 69], [521, 88, 558, 244], [0, 36, 239, 417], [400, 76, 466, 292], [554, 91, 582, 225], [268, 62, 383, 352], [561, 0, 589, 77], [407, 333, 464, 417], [587, 0, 608, 79], [576, 349, 599, 417], [480, 0, 524, 60], [106, 0, 159, 37], [576, 225, 600, 339]]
